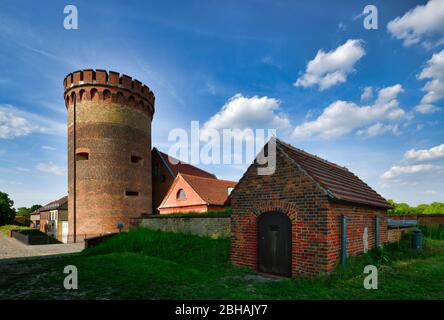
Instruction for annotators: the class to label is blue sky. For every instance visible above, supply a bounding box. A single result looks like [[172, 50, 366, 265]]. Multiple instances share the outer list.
[[1, 0, 443, 208]]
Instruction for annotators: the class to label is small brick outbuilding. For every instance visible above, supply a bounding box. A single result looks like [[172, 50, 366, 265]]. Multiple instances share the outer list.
[[230, 138, 392, 277]]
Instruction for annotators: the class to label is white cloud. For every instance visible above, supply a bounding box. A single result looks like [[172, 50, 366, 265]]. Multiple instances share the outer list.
[[41, 145, 56, 151], [357, 123, 399, 137], [202, 93, 291, 135], [387, 0, 444, 48], [36, 162, 66, 176], [0, 104, 65, 139], [294, 39, 365, 90], [0, 109, 42, 139], [381, 164, 441, 180], [360, 86, 374, 101], [420, 190, 438, 195], [404, 144, 444, 161], [16, 167, 31, 172], [414, 104, 440, 114], [293, 84, 409, 139], [416, 49, 444, 112]]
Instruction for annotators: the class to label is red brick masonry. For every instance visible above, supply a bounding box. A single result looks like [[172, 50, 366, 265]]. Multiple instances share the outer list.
[[64, 69, 154, 241], [230, 138, 390, 277]]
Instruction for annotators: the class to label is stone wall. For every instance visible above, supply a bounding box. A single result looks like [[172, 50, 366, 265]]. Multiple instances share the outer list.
[[139, 215, 230, 239]]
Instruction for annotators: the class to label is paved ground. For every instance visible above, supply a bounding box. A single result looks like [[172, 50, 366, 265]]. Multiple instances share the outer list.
[[0, 234, 84, 261]]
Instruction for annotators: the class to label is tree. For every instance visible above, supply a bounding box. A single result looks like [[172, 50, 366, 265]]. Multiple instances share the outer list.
[[16, 207, 32, 216], [387, 200, 414, 214], [423, 202, 444, 214], [30, 204, 42, 212], [13, 204, 41, 226], [387, 199, 444, 215], [0, 191, 15, 225]]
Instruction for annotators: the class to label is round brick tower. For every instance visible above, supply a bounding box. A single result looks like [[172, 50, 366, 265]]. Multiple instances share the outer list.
[[64, 69, 155, 242]]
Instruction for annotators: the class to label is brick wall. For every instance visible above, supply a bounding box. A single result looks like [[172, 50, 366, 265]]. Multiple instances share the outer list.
[[139, 215, 230, 239], [152, 150, 175, 213], [65, 70, 154, 242], [418, 215, 444, 226], [385, 214, 444, 243], [326, 203, 387, 271], [231, 148, 331, 276], [386, 214, 444, 226], [230, 147, 388, 277]]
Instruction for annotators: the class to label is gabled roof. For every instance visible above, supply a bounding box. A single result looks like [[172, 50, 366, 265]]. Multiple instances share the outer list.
[[276, 139, 392, 209], [153, 147, 217, 179], [180, 174, 236, 206], [31, 196, 68, 214]]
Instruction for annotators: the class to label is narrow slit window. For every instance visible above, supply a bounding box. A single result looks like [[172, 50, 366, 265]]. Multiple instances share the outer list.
[[76, 152, 89, 161], [125, 190, 139, 197], [131, 155, 143, 164]]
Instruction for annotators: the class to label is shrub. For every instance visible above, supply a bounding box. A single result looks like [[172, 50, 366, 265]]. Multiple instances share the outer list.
[[0, 224, 32, 235]]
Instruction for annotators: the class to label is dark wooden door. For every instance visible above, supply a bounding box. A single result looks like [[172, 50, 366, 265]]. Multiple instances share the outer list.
[[257, 212, 291, 276]]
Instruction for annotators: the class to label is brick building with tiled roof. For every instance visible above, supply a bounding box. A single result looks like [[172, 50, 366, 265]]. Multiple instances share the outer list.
[[158, 173, 236, 214], [30, 195, 68, 242], [230, 138, 391, 277], [152, 148, 218, 213]]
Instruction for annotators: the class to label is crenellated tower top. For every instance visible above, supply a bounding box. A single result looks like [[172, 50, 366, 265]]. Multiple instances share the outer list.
[[63, 69, 155, 116]]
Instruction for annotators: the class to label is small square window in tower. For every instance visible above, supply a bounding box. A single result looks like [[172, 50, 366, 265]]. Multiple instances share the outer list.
[[76, 152, 89, 161], [131, 155, 143, 164]]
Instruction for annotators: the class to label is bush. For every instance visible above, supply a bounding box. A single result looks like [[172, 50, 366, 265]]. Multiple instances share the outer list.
[[0, 224, 32, 236]]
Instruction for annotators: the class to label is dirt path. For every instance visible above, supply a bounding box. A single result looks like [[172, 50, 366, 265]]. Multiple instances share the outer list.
[[0, 234, 84, 260]]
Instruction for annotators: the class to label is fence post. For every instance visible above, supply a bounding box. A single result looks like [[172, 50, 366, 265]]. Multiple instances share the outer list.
[[375, 216, 380, 250], [341, 215, 348, 265]]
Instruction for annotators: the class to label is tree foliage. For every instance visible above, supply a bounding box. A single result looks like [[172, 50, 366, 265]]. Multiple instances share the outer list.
[[0, 191, 16, 226], [387, 200, 444, 214], [13, 204, 41, 226]]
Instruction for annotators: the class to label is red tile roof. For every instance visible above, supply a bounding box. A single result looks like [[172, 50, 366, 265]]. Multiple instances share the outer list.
[[180, 174, 237, 206], [276, 139, 392, 209], [154, 148, 217, 179], [31, 195, 68, 214]]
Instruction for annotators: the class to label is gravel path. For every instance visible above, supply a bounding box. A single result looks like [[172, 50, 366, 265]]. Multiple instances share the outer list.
[[0, 234, 84, 260]]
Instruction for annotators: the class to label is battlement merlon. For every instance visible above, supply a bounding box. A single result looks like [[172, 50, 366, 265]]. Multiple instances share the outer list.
[[63, 69, 155, 115]]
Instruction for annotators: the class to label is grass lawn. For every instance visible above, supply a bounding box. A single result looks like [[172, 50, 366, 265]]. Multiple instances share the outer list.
[[0, 228, 443, 299]]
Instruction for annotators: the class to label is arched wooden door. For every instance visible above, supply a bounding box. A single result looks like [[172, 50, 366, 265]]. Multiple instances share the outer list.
[[257, 212, 292, 276]]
